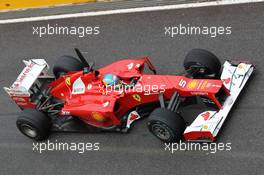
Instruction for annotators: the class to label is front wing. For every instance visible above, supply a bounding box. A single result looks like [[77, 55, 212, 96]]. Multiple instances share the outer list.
[[183, 61, 254, 142]]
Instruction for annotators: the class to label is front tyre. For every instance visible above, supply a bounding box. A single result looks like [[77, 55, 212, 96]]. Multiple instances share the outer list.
[[184, 49, 221, 78], [16, 109, 51, 141], [147, 108, 186, 143]]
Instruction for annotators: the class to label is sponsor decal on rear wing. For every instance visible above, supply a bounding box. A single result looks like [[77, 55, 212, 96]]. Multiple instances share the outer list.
[[3, 59, 49, 97]]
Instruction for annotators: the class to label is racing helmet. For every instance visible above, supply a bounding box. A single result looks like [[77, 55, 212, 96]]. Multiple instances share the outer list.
[[102, 74, 120, 86]]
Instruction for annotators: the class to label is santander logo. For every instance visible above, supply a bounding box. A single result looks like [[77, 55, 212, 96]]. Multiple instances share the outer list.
[[15, 63, 34, 84], [222, 77, 231, 84], [202, 112, 210, 121]]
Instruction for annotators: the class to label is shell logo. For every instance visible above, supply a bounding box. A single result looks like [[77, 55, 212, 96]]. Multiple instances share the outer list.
[[201, 80, 208, 89], [238, 63, 245, 69], [187, 80, 198, 89], [202, 125, 209, 130], [91, 112, 106, 122]]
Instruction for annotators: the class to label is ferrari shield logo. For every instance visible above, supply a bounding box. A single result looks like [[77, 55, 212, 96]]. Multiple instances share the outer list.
[[65, 77, 71, 86], [132, 94, 141, 102]]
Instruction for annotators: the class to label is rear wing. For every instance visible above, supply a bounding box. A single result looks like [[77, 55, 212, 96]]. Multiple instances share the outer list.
[[4, 59, 49, 97]]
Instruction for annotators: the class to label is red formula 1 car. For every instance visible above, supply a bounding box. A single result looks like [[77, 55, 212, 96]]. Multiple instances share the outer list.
[[4, 48, 254, 142]]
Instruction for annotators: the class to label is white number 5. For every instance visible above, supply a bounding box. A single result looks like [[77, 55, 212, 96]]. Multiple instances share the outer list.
[[179, 79, 187, 88]]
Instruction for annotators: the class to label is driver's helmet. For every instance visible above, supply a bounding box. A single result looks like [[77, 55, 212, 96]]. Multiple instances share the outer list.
[[102, 74, 120, 86]]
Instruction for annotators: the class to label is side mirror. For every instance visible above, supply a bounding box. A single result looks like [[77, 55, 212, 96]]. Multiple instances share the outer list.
[[94, 70, 100, 77]]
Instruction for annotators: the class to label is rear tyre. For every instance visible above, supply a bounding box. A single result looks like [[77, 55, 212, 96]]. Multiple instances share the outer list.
[[53, 55, 84, 78], [184, 49, 221, 78], [16, 109, 51, 141], [147, 108, 186, 143]]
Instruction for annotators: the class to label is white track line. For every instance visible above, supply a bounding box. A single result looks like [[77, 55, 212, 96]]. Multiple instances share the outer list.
[[0, 0, 264, 24]]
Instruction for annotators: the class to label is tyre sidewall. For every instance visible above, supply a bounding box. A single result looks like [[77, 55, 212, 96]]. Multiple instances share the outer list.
[[16, 109, 51, 141], [53, 55, 84, 78], [148, 120, 178, 142], [184, 49, 221, 77], [147, 108, 186, 142]]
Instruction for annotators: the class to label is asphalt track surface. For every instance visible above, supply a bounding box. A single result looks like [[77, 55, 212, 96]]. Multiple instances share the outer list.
[[0, 2, 264, 175]]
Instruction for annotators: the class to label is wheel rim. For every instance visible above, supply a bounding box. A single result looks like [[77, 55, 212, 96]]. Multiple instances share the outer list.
[[20, 124, 37, 138], [151, 123, 171, 140], [199, 67, 206, 73], [191, 65, 216, 78], [195, 65, 210, 74]]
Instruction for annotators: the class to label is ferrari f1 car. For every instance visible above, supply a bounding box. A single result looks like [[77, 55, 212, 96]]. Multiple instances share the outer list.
[[4, 48, 254, 142]]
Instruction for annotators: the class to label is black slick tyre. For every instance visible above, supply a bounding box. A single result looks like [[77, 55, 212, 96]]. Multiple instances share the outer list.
[[16, 109, 51, 141], [147, 108, 186, 143]]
